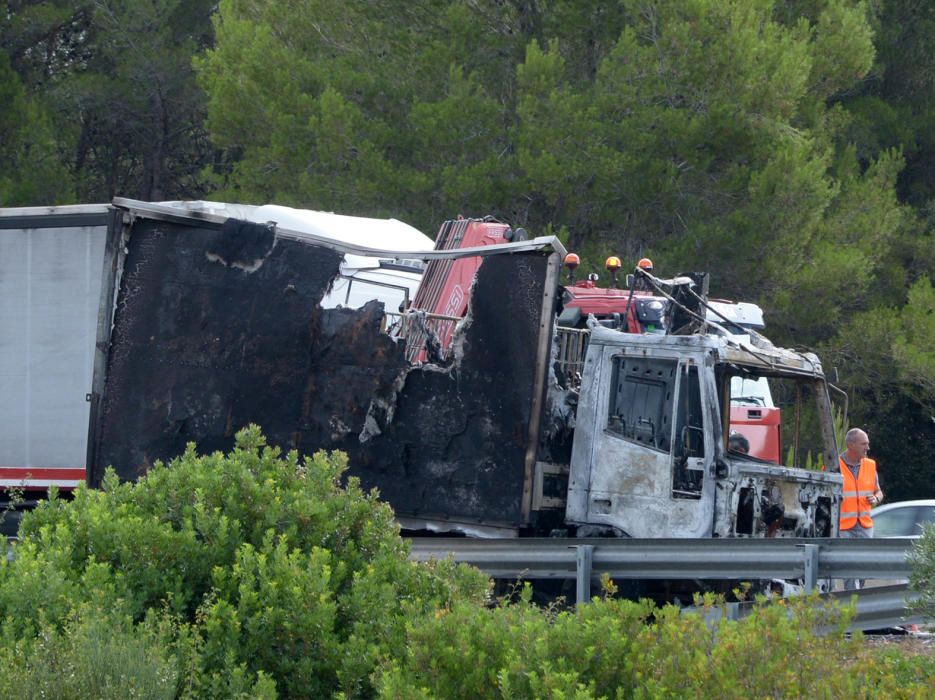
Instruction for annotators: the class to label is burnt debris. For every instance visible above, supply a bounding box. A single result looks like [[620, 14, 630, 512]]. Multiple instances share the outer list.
[[90, 211, 555, 530]]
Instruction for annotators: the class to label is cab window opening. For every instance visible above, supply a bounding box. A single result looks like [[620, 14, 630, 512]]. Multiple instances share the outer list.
[[717, 365, 832, 470], [606, 356, 676, 452]]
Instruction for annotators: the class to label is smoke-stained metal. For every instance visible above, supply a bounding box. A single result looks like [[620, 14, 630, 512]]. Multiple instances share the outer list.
[[89, 204, 560, 532]]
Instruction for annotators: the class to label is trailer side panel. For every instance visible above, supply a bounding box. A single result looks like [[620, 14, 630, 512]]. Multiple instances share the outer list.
[[0, 207, 109, 489], [90, 212, 553, 530]]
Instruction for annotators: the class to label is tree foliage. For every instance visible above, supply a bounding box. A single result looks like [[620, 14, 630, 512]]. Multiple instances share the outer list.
[[3, 0, 934, 498], [824, 276, 935, 499], [196, 0, 908, 326], [1, 0, 216, 201], [911, 523, 935, 623], [0, 50, 74, 205], [198, 1, 881, 269], [64, 0, 216, 201]]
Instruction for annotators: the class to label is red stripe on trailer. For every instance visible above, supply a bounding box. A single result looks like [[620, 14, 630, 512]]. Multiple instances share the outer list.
[[0, 467, 86, 480]]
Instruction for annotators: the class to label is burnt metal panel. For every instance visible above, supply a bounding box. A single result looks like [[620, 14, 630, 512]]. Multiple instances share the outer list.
[[90, 212, 553, 528], [90, 216, 342, 483], [85, 206, 125, 481], [356, 253, 550, 526]]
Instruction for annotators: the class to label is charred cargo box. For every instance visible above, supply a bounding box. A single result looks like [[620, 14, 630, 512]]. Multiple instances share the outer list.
[[88, 200, 563, 535]]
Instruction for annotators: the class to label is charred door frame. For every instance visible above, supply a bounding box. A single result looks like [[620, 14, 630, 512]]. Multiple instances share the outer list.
[[522, 251, 563, 523], [85, 206, 125, 486]]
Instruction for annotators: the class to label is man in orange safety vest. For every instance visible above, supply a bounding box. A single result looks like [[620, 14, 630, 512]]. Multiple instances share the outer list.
[[838, 428, 884, 590]]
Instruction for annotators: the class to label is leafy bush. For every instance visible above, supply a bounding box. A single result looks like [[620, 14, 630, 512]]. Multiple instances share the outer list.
[[2, 426, 931, 697], [0, 605, 184, 700], [909, 522, 935, 621], [0, 426, 488, 698], [865, 644, 935, 690], [377, 588, 934, 699]]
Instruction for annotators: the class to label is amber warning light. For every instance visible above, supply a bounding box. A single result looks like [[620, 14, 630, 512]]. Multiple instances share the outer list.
[[564, 252, 580, 283], [605, 256, 622, 288]]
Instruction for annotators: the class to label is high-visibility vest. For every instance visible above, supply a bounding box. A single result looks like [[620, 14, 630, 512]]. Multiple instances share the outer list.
[[839, 457, 877, 530]]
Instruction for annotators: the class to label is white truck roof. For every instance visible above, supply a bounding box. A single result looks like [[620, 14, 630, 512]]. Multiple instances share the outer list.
[[156, 201, 435, 310]]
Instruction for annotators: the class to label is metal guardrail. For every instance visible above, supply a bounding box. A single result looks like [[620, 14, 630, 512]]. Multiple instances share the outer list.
[[689, 584, 923, 633], [829, 584, 923, 632], [5, 536, 924, 632], [408, 537, 924, 631], [409, 537, 913, 582]]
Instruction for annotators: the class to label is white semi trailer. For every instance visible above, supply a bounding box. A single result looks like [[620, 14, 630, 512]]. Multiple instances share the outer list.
[[0, 204, 112, 517]]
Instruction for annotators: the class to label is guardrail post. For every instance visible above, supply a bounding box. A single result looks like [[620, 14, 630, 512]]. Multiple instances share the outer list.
[[576, 545, 594, 606], [801, 543, 820, 592]]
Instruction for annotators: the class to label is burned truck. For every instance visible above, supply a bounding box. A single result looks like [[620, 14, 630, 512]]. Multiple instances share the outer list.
[[563, 326, 841, 538], [86, 199, 842, 540]]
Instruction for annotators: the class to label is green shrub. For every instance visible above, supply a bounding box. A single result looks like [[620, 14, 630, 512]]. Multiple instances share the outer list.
[[0, 604, 183, 700], [909, 522, 935, 620], [377, 590, 933, 699], [0, 426, 488, 698], [865, 645, 935, 690], [3, 425, 931, 698]]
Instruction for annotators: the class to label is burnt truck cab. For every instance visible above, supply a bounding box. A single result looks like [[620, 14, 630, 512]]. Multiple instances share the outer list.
[[564, 326, 842, 538]]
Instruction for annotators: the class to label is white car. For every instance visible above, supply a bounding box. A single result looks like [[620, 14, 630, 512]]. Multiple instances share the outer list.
[[871, 499, 935, 539]]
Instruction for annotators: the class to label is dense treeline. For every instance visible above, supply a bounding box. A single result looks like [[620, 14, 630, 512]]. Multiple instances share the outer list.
[[2, 0, 933, 500]]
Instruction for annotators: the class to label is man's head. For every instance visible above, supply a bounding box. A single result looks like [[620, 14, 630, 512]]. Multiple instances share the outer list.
[[728, 431, 750, 455], [844, 428, 870, 460]]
